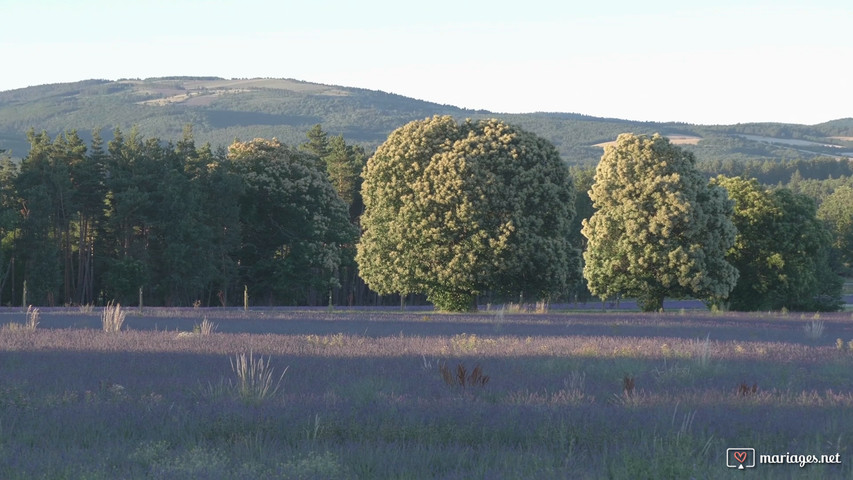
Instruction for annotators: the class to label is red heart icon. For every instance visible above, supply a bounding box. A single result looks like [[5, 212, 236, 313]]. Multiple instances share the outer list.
[[734, 451, 747, 463]]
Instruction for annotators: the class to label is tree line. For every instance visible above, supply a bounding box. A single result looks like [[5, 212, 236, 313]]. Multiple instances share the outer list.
[[580, 134, 845, 312], [357, 120, 847, 312], [698, 156, 853, 187], [0, 118, 849, 310], [0, 125, 366, 307]]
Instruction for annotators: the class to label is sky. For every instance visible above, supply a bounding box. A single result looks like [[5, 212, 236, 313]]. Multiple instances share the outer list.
[[1, 0, 850, 125]]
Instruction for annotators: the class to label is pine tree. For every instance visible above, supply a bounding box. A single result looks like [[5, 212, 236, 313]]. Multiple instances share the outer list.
[[301, 124, 330, 165]]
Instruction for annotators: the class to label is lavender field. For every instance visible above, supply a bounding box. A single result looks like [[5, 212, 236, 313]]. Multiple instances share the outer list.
[[1, 307, 852, 479]]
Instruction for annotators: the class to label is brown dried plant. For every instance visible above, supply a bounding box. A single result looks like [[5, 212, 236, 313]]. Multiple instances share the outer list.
[[439, 362, 490, 389], [440, 361, 454, 386], [737, 382, 758, 397], [456, 363, 467, 386], [466, 364, 489, 388]]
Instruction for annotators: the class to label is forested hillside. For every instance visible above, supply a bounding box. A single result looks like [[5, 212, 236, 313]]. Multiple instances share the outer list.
[[2, 77, 852, 167]]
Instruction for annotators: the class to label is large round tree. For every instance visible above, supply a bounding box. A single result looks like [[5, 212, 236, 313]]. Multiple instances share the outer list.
[[582, 133, 738, 311], [357, 116, 580, 311]]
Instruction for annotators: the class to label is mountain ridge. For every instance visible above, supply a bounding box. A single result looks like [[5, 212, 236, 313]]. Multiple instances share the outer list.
[[1, 77, 851, 164]]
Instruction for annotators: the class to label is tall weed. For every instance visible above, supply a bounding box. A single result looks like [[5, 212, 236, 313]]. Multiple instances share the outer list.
[[25, 306, 39, 331], [803, 320, 825, 340], [102, 302, 127, 332], [694, 334, 712, 369], [193, 316, 217, 335], [230, 349, 287, 404]]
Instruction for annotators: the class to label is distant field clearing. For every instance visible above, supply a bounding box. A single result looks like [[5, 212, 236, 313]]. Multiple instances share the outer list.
[[131, 78, 352, 107], [594, 135, 702, 148]]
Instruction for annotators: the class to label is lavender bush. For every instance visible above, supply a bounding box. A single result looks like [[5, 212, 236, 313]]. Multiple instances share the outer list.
[[0, 308, 851, 478]]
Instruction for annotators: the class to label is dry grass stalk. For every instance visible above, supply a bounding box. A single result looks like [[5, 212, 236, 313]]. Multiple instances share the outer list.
[[803, 320, 825, 340], [565, 371, 586, 392], [623, 375, 635, 398], [25, 305, 39, 331], [505, 303, 523, 314], [195, 316, 217, 335], [694, 333, 712, 368], [101, 302, 126, 332], [420, 355, 435, 372]]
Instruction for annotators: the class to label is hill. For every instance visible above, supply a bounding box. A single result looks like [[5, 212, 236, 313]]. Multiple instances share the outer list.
[[1, 77, 852, 166]]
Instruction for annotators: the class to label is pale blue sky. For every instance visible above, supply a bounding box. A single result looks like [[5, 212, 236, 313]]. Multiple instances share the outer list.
[[1, 0, 850, 124]]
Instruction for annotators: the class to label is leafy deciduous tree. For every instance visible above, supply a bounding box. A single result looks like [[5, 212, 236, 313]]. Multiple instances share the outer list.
[[715, 175, 842, 311], [817, 185, 853, 273], [710, 176, 781, 310], [229, 138, 357, 305], [357, 116, 580, 311], [582, 133, 738, 311]]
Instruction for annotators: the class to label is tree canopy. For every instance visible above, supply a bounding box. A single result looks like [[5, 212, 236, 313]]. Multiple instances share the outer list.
[[357, 116, 580, 311], [300, 124, 366, 223], [714, 176, 843, 311], [582, 133, 738, 311], [817, 185, 853, 274], [1, 127, 358, 307], [228, 138, 358, 305], [1, 116, 848, 312]]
